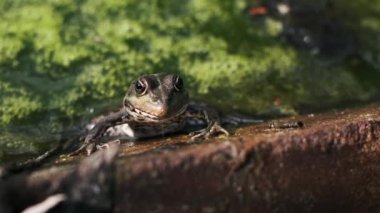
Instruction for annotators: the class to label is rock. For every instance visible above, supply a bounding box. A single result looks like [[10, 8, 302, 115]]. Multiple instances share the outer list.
[[2, 104, 380, 212], [2, 144, 119, 212]]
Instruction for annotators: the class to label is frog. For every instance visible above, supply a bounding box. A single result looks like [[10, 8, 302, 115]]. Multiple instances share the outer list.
[[71, 73, 230, 155]]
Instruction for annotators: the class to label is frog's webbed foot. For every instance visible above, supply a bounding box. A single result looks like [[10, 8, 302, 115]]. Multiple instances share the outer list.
[[96, 139, 121, 151], [186, 107, 230, 141], [69, 138, 121, 156], [68, 110, 128, 156], [68, 129, 105, 156], [190, 121, 230, 141], [68, 136, 98, 156]]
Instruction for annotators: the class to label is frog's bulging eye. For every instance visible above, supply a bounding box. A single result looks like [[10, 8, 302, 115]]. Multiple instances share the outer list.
[[174, 76, 183, 92], [135, 79, 148, 95]]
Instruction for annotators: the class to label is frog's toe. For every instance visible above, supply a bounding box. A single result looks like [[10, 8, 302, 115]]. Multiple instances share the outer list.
[[68, 138, 98, 156], [188, 129, 204, 137], [190, 129, 210, 141], [95, 140, 121, 151], [85, 143, 97, 156], [68, 143, 88, 156], [211, 123, 230, 136], [190, 122, 229, 141], [77, 140, 118, 156]]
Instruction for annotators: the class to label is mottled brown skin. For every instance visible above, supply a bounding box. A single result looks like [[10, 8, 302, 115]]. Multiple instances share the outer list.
[[72, 73, 229, 155]]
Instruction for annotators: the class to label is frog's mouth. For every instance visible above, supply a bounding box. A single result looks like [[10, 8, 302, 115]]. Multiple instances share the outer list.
[[127, 104, 188, 121]]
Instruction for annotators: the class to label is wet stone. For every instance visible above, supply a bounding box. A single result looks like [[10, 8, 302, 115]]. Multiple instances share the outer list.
[[2, 104, 380, 212]]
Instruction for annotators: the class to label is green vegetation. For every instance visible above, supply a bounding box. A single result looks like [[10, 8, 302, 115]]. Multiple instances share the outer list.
[[0, 0, 379, 159]]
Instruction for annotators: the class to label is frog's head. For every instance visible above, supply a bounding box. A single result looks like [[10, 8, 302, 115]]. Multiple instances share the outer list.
[[124, 73, 189, 120]]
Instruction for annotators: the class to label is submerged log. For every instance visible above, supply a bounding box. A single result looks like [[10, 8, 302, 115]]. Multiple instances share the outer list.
[[2, 104, 380, 212]]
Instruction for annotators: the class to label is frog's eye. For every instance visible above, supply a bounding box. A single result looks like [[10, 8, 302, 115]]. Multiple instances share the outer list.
[[174, 76, 183, 92], [135, 79, 148, 95]]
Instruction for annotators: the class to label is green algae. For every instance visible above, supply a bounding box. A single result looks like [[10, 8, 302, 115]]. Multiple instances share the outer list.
[[0, 0, 379, 159]]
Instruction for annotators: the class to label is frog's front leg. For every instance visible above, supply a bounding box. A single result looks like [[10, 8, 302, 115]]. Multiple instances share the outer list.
[[187, 106, 230, 141], [70, 110, 129, 156]]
